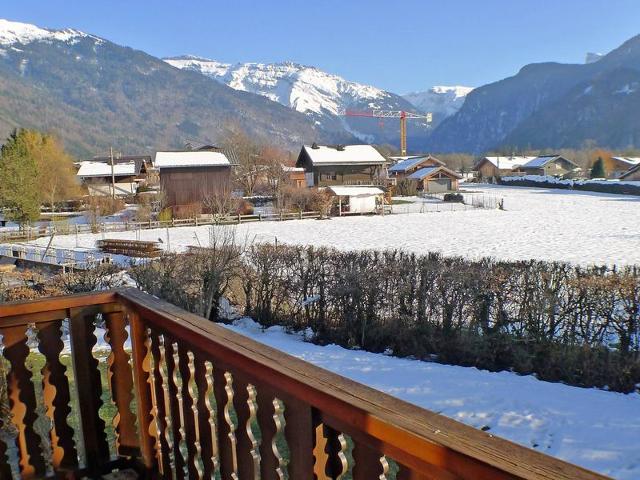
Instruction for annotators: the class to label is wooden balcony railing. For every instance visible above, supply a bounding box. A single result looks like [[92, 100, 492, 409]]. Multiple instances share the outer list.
[[0, 289, 609, 479]]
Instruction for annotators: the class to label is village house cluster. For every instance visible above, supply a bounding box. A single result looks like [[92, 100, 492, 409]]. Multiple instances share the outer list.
[[73, 143, 465, 216], [474, 154, 640, 182], [73, 143, 640, 218]]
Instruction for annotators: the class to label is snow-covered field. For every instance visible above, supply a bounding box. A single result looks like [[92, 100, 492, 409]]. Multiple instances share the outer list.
[[225, 318, 640, 479], [26, 185, 640, 266]]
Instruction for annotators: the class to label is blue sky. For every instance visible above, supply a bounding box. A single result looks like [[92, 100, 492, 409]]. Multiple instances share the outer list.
[[4, 0, 640, 93]]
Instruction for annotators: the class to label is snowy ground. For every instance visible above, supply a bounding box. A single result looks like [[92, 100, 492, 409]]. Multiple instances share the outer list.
[[24, 185, 640, 266], [225, 318, 640, 479]]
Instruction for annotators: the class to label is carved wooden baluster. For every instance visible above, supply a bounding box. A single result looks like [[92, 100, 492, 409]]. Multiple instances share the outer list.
[[37, 320, 79, 473], [271, 398, 288, 479], [194, 358, 219, 478], [233, 374, 260, 480], [213, 368, 238, 480], [178, 349, 201, 478], [68, 307, 110, 473], [150, 332, 173, 477], [104, 311, 139, 457], [379, 456, 391, 479], [283, 397, 315, 479], [246, 384, 262, 478], [312, 419, 346, 480], [1, 325, 47, 477], [352, 440, 385, 480], [165, 339, 187, 479], [256, 386, 279, 480], [128, 310, 156, 472]]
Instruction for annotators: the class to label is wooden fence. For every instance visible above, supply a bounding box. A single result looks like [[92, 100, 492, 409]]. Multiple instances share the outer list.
[[0, 211, 322, 243]]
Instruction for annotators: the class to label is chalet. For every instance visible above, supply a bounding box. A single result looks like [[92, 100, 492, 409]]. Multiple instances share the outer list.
[[474, 156, 535, 180], [76, 160, 141, 196], [620, 162, 640, 181], [327, 185, 385, 215], [519, 155, 579, 177], [155, 151, 231, 211], [295, 144, 387, 187], [610, 157, 640, 178], [388, 155, 444, 179], [407, 166, 462, 192]]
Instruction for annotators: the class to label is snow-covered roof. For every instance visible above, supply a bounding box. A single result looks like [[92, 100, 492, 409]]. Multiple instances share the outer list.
[[408, 166, 462, 181], [282, 165, 305, 172], [327, 186, 384, 196], [621, 163, 640, 179], [154, 151, 231, 169], [522, 155, 576, 169], [408, 166, 440, 180], [302, 145, 386, 166], [479, 156, 535, 170], [612, 157, 640, 166], [76, 161, 138, 178], [388, 155, 443, 173]]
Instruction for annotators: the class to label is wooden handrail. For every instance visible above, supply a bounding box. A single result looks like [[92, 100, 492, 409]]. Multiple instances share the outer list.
[[0, 289, 611, 479]]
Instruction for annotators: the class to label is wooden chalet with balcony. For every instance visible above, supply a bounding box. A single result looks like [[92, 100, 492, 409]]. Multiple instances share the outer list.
[[0, 289, 610, 479], [296, 144, 387, 187]]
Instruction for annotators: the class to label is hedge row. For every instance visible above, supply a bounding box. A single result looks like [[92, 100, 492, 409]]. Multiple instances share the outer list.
[[240, 245, 640, 392]]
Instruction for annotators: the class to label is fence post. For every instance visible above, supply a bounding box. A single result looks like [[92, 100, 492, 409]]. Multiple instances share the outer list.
[[195, 216, 198, 227], [299, 211, 303, 220], [259, 213, 262, 221]]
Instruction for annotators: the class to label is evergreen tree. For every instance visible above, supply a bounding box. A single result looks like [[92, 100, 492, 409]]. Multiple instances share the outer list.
[[590, 157, 606, 179], [0, 129, 41, 226]]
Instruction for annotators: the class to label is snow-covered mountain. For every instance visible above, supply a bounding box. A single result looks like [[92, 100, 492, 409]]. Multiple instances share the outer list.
[[402, 86, 474, 121], [164, 56, 431, 148], [0, 19, 341, 156], [0, 18, 101, 46]]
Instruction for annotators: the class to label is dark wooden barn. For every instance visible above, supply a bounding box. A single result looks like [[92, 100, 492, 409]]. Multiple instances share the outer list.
[[155, 151, 232, 213]]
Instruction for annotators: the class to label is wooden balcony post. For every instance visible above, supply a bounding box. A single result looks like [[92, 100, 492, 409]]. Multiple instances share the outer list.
[[128, 308, 157, 473], [104, 311, 139, 457], [68, 306, 110, 473]]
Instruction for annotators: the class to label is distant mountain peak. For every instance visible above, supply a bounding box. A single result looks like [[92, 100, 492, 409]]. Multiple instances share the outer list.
[[0, 18, 99, 46], [585, 52, 603, 64], [402, 86, 474, 121], [164, 56, 390, 116]]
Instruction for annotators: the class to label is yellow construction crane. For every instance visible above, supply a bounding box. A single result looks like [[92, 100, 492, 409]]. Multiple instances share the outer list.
[[343, 109, 433, 155]]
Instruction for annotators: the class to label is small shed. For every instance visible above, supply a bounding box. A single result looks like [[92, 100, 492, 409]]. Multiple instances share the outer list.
[[282, 165, 306, 188], [407, 166, 462, 193], [327, 186, 384, 215]]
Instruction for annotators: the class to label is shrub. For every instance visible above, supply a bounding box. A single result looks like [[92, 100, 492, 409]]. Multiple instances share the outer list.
[[235, 245, 640, 393]]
